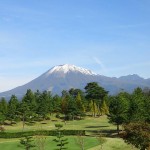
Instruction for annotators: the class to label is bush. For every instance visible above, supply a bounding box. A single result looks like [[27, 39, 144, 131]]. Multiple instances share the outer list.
[[0, 130, 85, 138], [123, 122, 150, 150], [55, 113, 60, 118], [0, 126, 5, 132], [4, 120, 12, 126]]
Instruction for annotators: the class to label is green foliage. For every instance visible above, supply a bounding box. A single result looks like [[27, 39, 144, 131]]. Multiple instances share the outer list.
[[7, 95, 19, 122], [34, 131, 47, 150], [36, 91, 52, 119], [126, 87, 150, 123], [76, 92, 85, 117], [100, 99, 109, 115], [53, 124, 68, 150], [0, 130, 85, 138], [75, 133, 85, 150], [0, 98, 8, 115], [107, 92, 129, 134], [52, 95, 61, 113], [85, 82, 108, 100], [96, 131, 106, 150], [85, 82, 108, 117], [0, 112, 6, 125], [19, 136, 35, 150], [61, 95, 69, 115], [123, 122, 150, 150]]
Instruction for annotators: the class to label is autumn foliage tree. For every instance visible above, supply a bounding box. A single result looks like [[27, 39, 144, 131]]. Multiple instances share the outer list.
[[123, 122, 150, 150]]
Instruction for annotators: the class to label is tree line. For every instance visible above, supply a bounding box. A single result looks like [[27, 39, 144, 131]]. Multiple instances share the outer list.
[[0, 82, 150, 149], [0, 82, 108, 127]]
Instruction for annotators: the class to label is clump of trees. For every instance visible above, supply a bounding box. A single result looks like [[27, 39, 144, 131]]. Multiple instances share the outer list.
[[107, 87, 150, 149], [0, 82, 150, 149], [0, 82, 109, 130]]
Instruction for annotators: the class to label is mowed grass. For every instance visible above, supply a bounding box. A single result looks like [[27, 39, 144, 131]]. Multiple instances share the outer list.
[[0, 116, 138, 149], [0, 136, 137, 150], [0, 136, 99, 150], [4, 115, 116, 133]]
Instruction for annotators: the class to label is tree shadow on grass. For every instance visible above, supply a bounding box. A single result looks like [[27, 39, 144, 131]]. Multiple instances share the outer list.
[[86, 129, 118, 138], [85, 125, 109, 128]]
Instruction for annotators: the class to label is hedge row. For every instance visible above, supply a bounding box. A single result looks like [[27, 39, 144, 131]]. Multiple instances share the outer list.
[[0, 130, 85, 138]]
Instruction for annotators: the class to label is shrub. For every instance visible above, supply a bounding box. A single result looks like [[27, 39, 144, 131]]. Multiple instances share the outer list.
[[0, 130, 85, 138], [123, 122, 150, 150], [0, 126, 5, 132]]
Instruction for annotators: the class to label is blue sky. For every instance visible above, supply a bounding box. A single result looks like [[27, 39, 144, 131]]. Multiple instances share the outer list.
[[0, 0, 150, 92]]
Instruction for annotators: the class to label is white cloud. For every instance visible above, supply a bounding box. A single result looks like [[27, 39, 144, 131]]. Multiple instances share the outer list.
[[93, 57, 107, 73]]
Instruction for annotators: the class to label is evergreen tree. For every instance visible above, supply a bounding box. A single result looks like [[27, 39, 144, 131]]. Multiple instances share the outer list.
[[0, 112, 5, 125], [142, 93, 150, 123], [20, 136, 35, 150], [0, 97, 8, 116], [61, 95, 69, 117], [85, 82, 108, 117], [7, 95, 19, 122], [19, 101, 30, 131], [52, 95, 61, 113], [53, 124, 68, 150], [66, 98, 78, 120], [127, 88, 144, 122], [22, 89, 36, 117], [108, 92, 128, 134], [36, 91, 52, 119]]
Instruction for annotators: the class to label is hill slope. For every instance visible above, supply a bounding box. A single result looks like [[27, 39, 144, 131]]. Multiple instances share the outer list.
[[0, 64, 150, 99]]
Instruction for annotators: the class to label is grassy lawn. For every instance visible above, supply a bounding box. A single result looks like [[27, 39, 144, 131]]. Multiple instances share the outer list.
[[0, 136, 137, 150], [0, 136, 99, 150], [0, 116, 138, 150], [4, 115, 116, 133]]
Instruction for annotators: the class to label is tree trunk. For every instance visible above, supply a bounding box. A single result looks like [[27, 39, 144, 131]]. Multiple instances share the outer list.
[[22, 114, 25, 131], [117, 124, 119, 135], [93, 100, 96, 117]]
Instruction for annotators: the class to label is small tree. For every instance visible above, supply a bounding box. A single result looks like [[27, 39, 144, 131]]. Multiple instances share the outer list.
[[53, 124, 68, 150], [35, 134, 47, 150], [19, 101, 30, 131], [96, 131, 106, 150], [19, 136, 35, 150], [75, 132, 85, 150]]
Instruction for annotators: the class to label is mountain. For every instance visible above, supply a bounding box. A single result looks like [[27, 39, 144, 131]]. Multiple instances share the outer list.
[[0, 64, 150, 99]]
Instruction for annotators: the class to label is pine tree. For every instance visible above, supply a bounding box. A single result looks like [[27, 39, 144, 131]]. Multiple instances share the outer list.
[[53, 124, 68, 150], [107, 92, 128, 134], [36, 91, 51, 120], [20, 136, 35, 150], [7, 95, 19, 123], [22, 89, 36, 117], [0, 97, 8, 115], [52, 95, 61, 113], [19, 101, 30, 131]]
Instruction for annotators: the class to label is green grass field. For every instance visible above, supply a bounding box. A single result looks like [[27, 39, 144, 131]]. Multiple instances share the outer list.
[[0, 116, 138, 150], [4, 115, 116, 133], [0, 136, 136, 150]]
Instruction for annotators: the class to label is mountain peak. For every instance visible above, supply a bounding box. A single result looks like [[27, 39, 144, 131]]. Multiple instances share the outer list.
[[46, 64, 97, 76]]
